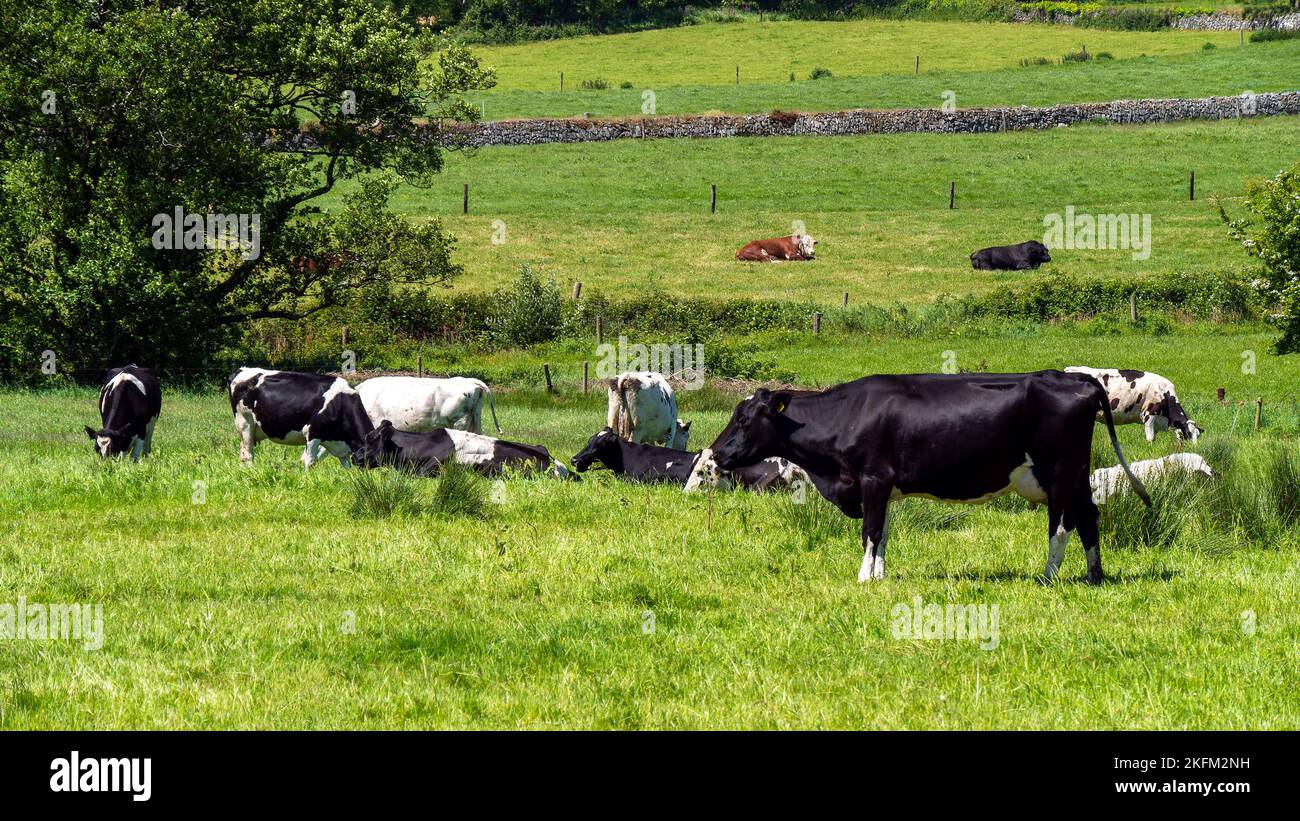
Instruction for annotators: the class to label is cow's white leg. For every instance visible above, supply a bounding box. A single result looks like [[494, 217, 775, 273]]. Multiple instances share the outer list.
[[1143, 415, 1158, 442], [302, 440, 325, 469], [1043, 521, 1071, 583], [858, 483, 892, 583], [234, 411, 256, 465], [323, 440, 352, 468], [141, 417, 156, 457]]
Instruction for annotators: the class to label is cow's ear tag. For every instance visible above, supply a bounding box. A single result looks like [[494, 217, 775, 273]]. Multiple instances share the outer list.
[[775, 403, 785, 413]]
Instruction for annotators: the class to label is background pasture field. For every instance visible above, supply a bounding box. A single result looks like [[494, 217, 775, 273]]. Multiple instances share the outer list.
[[326, 116, 1300, 304], [469, 20, 1243, 93], [3, 333, 1299, 729], [467, 32, 1300, 120]]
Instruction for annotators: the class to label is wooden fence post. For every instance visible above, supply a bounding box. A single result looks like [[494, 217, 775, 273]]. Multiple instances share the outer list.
[[583, 362, 589, 394], [462, 183, 468, 214], [560, 72, 564, 91], [1130, 292, 1137, 323], [1255, 397, 1263, 430], [1216, 387, 1226, 404], [813, 311, 822, 335], [949, 181, 955, 209], [915, 55, 920, 74], [341, 326, 348, 348], [1190, 170, 1195, 201], [596, 317, 603, 345], [417, 353, 423, 378], [842, 292, 849, 308], [544, 363, 554, 394], [572, 281, 582, 300], [736, 65, 740, 85], [711, 184, 717, 214]]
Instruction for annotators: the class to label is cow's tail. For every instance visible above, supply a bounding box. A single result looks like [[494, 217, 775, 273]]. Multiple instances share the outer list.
[[482, 383, 502, 434], [1089, 376, 1151, 507]]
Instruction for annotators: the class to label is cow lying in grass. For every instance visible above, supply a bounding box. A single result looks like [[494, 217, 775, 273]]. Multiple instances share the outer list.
[[1091, 453, 1214, 504], [736, 234, 816, 262], [571, 429, 806, 492], [353, 420, 574, 480], [970, 240, 1050, 270]]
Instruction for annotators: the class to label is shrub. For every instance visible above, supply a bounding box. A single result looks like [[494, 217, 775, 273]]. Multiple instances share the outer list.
[[427, 460, 490, 518], [1061, 47, 1092, 63], [1250, 28, 1300, 43], [348, 467, 424, 519], [579, 78, 609, 90], [808, 66, 834, 80], [1202, 42, 1216, 50], [619, 81, 633, 89], [1095, 51, 1114, 60], [485, 265, 566, 347], [1020, 56, 1054, 67]]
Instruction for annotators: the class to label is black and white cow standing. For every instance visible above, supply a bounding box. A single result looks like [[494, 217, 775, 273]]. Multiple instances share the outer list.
[[707, 372, 1149, 585], [606, 372, 686, 448], [229, 368, 374, 468], [353, 420, 574, 479], [84, 365, 161, 460], [1065, 366, 1201, 442]]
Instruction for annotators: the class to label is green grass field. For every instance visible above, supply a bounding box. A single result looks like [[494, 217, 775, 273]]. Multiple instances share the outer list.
[[4, 330, 1299, 729], [324, 115, 1299, 303], [472, 20, 1242, 93], [469, 38, 1300, 120]]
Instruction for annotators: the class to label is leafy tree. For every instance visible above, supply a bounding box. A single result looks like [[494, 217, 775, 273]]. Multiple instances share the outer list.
[[0, 0, 495, 378], [1218, 162, 1300, 353]]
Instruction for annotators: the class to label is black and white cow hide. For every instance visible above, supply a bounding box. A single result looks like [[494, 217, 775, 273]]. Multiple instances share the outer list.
[[84, 365, 162, 460], [229, 367, 374, 468]]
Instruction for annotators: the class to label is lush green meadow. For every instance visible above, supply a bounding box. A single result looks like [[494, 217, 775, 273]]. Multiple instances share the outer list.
[[3, 330, 1299, 729], [470, 38, 1300, 121], [324, 116, 1299, 303], [471, 20, 1241, 93]]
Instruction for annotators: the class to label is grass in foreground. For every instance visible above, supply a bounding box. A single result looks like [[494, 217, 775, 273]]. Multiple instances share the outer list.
[[3, 329, 1299, 728]]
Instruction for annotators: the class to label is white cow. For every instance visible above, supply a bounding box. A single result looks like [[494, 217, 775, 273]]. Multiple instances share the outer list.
[[1091, 453, 1215, 504], [606, 372, 683, 448], [356, 376, 501, 434], [1065, 366, 1201, 442]]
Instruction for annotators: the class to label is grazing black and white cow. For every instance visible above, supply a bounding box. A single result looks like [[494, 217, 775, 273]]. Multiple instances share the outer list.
[[229, 367, 374, 468], [571, 428, 700, 484], [353, 419, 574, 479], [355, 376, 502, 434], [707, 372, 1149, 585], [84, 365, 161, 460], [1065, 366, 1201, 442], [970, 241, 1051, 271], [606, 372, 683, 448]]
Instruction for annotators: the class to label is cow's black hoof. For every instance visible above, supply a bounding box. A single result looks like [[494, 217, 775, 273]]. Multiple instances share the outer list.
[[1087, 571, 1104, 586]]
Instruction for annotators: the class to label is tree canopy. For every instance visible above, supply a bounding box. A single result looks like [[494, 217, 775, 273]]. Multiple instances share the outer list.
[[0, 0, 495, 378]]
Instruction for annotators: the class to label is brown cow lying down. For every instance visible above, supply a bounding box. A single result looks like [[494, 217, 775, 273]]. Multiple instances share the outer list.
[[736, 234, 816, 261]]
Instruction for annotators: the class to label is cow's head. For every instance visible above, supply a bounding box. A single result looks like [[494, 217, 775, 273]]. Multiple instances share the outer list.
[[84, 426, 132, 458], [671, 420, 692, 450], [1162, 394, 1202, 442], [683, 448, 732, 493], [351, 419, 401, 468], [711, 389, 794, 471], [571, 428, 620, 472], [1028, 240, 1051, 264], [794, 234, 816, 259]]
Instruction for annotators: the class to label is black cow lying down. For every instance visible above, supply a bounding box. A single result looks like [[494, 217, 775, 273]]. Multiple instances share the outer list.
[[571, 428, 806, 491], [354, 420, 575, 480], [970, 240, 1051, 270], [708, 371, 1149, 585]]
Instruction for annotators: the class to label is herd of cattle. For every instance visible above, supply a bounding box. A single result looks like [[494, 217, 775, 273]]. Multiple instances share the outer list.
[[85, 362, 1212, 583]]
